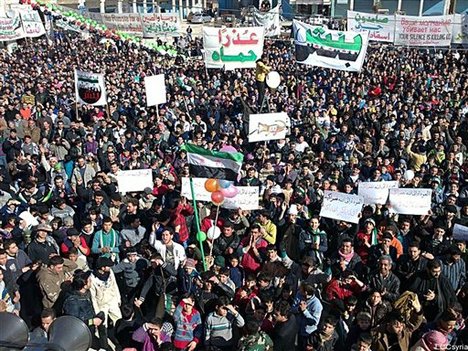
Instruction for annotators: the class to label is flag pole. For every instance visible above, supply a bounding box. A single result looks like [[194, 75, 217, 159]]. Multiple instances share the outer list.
[[189, 176, 207, 271]]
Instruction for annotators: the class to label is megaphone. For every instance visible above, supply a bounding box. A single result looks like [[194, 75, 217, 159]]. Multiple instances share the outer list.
[[0, 312, 29, 350], [48, 316, 92, 351]]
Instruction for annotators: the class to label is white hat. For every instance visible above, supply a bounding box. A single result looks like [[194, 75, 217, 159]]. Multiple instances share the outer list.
[[288, 204, 298, 215]]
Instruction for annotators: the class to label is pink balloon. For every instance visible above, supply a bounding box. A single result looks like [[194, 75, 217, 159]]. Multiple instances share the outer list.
[[220, 145, 237, 153], [221, 185, 239, 198]]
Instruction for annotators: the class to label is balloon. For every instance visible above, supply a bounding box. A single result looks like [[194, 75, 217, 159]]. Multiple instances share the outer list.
[[221, 185, 239, 199], [211, 191, 224, 205], [404, 170, 415, 181], [204, 179, 220, 193], [219, 180, 232, 189], [196, 231, 206, 242], [220, 145, 237, 153], [266, 71, 281, 89], [207, 226, 221, 240]]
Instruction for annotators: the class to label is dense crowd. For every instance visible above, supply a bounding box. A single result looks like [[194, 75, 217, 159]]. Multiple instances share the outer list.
[[0, 16, 467, 351]]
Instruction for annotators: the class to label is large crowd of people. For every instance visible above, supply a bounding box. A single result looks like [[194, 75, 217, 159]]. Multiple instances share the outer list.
[[0, 13, 467, 351]]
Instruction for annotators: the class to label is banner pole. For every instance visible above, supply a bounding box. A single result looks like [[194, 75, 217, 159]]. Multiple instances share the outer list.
[[190, 176, 207, 271]]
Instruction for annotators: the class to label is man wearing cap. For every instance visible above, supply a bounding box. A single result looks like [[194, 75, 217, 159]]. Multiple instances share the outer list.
[[27, 223, 59, 265]]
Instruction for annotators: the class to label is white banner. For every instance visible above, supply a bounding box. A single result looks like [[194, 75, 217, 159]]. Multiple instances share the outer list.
[[253, 6, 280, 37], [293, 20, 368, 72], [388, 188, 432, 215], [145, 74, 167, 106], [101, 13, 144, 36], [18, 8, 45, 38], [203, 26, 265, 70], [0, 12, 25, 41], [453, 224, 468, 241], [347, 11, 394, 42], [358, 181, 399, 205], [319, 191, 364, 224], [248, 112, 289, 142], [181, 177, 259, 210], [452, 14, 468, 44], [394, 15, 453, 47], [117, 169, 153, 193], [142, 13, 180, 37], [75, 70, 107, 106]]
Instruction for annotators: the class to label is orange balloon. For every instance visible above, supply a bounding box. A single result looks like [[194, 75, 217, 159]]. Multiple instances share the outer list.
[[204, 179, 220, 193]]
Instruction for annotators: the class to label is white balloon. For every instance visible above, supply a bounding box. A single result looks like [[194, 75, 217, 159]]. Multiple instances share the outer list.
[[404, 170, 415, 181], [266, 71, 281, 89], [207, 226, 221, 240]]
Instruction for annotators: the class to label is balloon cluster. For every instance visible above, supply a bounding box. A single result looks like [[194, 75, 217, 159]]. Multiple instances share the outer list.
[[204, 179, 238, 206]]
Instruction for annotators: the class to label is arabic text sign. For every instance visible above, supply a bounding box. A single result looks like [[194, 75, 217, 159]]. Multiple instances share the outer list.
[[19, 8, 45, 37], [388, 188, 432, 215], [452, 14, 468, 44], [203, 27, 265, 70], [145, 74, 167, 106], [293, 20, 369, 72], [0, 12, 25, 41], [453, 224, 468, 241], [181, 177, 259, 210], [394, 15, 452, 47], [319, 191, 364, 224], [101, 13, 143, 35], [142, 13, 180, 37], [358, 181, 398, 205], [253, 6, 280, 37], [117, 169, 153, 193], [74, 70, 107, 106], [347, 11, 394, 43], [248, 112, 289, 143]]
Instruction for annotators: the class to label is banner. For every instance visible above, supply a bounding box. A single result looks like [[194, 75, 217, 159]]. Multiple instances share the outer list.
[[394, 15, 453, 47], [181, 177, 259, 210], [101, 13, 144, 36], [452, 14, 468, 44], [253, 6, 280, 37], [74, 70, 107, 106], [203, 26, 265, 70], [293, 20, 368, 72], [319, 191, 364, 224], [117, 169, 153, 193], [145, 74, 167, 106], [347, 10, 394, 42], [453, 224, 468, 241], [142, 13, 180, 37], [358, 181, 398, 205], [388, 188, 432, 215], [248, 112, 289, 142], [18, 8, 45, 37], [0, 12, 25, 41]]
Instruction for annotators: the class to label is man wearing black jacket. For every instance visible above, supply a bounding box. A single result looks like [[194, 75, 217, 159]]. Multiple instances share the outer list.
[[273, 301, 298, 351]]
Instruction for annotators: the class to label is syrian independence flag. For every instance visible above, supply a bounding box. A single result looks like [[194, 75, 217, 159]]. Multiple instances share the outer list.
[[182, 144, 243, 181], [75, 70, 107, 106]]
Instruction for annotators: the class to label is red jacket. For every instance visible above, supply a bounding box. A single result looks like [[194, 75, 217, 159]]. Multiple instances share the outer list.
[[60, 236, 90, 256], [200, 216, 225, 234], [325, 279, 364, 301], [239, 236, 268, 275], [170, 203, 194, 243]]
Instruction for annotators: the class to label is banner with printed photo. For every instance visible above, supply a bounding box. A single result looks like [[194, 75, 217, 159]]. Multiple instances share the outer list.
[[347, 10, 394, 42], [248, 112, 289, 142], [319, 191, 364, 224], [142, 13, 180, 37], [0, 12, 25, 41], [75, 70, 107, 106], [18, 8, 46, 38], [452, 14, 468, 44], [253, 5, 281, 37], [388, 188, 432, 215], [293, 20, 369, 72], [203, 26, 265, 70], [101, 13, 143, 36], [358, 181, 398, 205], [394, 15, 453, 47], [181, 177, 260, 210], [117, 169, 153, 193]]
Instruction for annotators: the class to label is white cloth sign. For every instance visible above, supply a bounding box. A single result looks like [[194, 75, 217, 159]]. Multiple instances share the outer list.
[[253, 6, 280, 37], [358, 181, 399, 205], [394, 15, 453, 47], [145, 74, 167, 106], [203, 26, 265, 70], [248, 112, 289, 142], [293, 20, 369, 72], [117, 169, 153, 193], [347, 11, 394, 42], [453, 224, 468, 241], [181, 177, 259, 210], [319, 191, 364, 224], [0, 12, 25, 41], [101, 13, 144, 36], [388, 188, 432, 215], [18, 8, 45, 38], [142, 13, 180, 37], [75, 70, 107, 106], [452, 14, 468, 44]]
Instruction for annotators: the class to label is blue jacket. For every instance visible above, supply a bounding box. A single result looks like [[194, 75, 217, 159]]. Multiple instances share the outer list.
[[291, 293, 323, 336]]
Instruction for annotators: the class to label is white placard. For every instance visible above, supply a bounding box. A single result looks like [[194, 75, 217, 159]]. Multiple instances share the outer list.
[[145, 74, 167, 106], [181, 177, 259, 210], [394, 15, 453, 47], [388, 188, 432, 215], [453, 224, 468, 241], [319, 190, 364, 224], [248, 112, 289, 142], [0, 11, 25, 41], [452, 14, 468, 44], [358, 181, 399, 205], [347, 11, 395, 42], [19, 210, 39, 228], [253, 5, 281, 37], [117, 169, 153, 193], [18, 8, 46, 38]]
